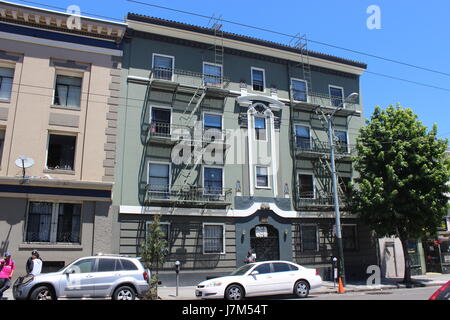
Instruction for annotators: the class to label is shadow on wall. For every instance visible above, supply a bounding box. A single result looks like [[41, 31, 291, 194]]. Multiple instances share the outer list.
[[1, 198, 28, 253]]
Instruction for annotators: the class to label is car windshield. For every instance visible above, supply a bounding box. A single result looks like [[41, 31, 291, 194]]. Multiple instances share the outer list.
[[229, 264, 255, 276]]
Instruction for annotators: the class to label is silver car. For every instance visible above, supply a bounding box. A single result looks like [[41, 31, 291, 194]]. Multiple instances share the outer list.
[[13, 254, 150, 300]]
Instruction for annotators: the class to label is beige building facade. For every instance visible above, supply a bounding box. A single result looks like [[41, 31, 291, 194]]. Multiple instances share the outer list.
[[0, 2, 125, 274]]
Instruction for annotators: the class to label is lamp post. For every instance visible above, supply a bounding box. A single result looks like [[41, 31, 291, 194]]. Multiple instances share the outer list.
[[327, 92, 358, 287]]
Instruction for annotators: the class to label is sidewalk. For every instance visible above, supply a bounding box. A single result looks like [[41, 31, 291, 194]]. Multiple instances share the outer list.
[[157, 273, 450, 300], [1, 273, 447, 300]]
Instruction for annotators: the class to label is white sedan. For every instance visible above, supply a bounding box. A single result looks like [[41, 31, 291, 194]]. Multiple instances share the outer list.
[[195, 260, 322, 300]]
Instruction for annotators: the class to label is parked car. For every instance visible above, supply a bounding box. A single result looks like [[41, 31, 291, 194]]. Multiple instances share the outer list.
[[13, 254, 150, 300], [428, 281, 450, 300], [195, 260, 322, 300]]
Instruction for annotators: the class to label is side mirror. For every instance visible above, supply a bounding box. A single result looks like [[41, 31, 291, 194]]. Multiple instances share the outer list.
[[250, 270, 259, 276], [64, 268, 75, 275]]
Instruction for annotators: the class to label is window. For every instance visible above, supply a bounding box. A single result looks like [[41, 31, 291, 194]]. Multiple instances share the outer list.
[[204, 167, 223, 195], [119, 259, 138, 271], [203, 224, 225, 254], [203, 62, 222, 87], [25, 202, 82, 244], [291, 79, 307, 102], [146, 221, 170, 244], [0, 67, 14, 100], [299, 174, 314, 199], [272, 263, 291, 273], [150, 107, 171, 136], [254, 263, 271, 274], [203, 113, 223, 141], [0, 129, 5, 166], [300, 225, 319, 251], [148, 163, 170, 193], [295, 125, 311, 150], [339, 176, 351, 195], [56, 203, 81, 243], [334, 130, 348, 153], [254, 117, 267, 141], [71, 259, 95, 273], [54, 75, 82, 108], [342, 225, 358, 251], [47, 134, 76, 171], [97, 259, 117, 272], [256, 166, 269, 188], [251, 68, 265, 92], [329, 86, 344, 108], [288, 264, 299, 271], [153, 54, 174, 80]]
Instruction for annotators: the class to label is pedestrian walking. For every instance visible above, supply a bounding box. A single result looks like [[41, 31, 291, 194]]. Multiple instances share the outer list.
[[244, 249, 256, 264], [0, 252, 16, 300]]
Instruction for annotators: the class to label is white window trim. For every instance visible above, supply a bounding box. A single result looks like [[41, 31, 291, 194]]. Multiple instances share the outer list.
[[202, 223, 226, 255], [328, 85, 345, 109], [203, 165, 225, 196], [202, 111, 224, 141], [255, 165, 271, 189], [294, 123, 311, 148], [298, 173, 316, 199], [52, 70, 84, 109], [300, 223, 319, 252], [253, 115, 268, 142], [45, 132, 77, 172], [152, 53, 175, 81], [251, 67, 266, 93], [149, 105, 173, 135], [147, 161, 172, 191], [291, 78, 308, 102], [24, 200, 83, 244], [334, 129, 350, 153], [202, 62, 223, 87]]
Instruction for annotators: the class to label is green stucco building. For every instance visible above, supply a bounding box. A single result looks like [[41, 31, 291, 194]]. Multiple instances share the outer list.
[[112, 13, 378, 282]]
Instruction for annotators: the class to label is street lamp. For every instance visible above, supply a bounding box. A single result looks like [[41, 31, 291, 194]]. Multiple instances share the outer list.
[[327, 92, 359, 287]]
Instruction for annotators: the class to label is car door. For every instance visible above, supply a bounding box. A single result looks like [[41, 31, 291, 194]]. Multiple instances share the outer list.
[[59, 258, 96, 298], [244, 263, 276, 296], [270, 262, 297, 294], [92, 258, 119, 298]]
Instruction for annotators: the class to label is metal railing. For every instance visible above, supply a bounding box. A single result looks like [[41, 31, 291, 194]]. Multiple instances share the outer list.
[[145, 184, 232, 204], [292, 90, 359, 112], [151, 67, 230, 89], [295, 137, 350, 155], [146, 122, 228, 144], [295, 191, 349, 208]]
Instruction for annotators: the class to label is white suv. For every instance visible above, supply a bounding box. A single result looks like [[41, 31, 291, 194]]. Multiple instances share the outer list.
[[13, 255, 150, 300]]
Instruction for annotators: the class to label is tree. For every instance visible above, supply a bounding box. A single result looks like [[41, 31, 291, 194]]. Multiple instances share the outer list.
[[351, 105, 450, 285], [140, 214, 168, 299]]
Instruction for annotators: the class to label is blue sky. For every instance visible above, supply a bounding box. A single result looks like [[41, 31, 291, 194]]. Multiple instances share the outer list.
[[13, 0, 450, 142]]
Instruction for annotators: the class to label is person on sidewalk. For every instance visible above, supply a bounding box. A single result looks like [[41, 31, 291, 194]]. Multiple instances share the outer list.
[[244, 249, 256, 264], [0, 252, 16, 300]]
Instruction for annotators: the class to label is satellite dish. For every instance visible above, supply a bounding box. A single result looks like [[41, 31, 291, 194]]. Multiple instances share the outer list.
[[15, 156, 35, 169], [15, 156, 34, 180]]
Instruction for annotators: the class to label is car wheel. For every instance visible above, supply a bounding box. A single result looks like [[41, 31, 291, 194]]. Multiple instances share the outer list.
[[225, 284, 244, 300], [113, 286, 136, 300], [30, 286, 56, 300], [294, 280, 310, 298]]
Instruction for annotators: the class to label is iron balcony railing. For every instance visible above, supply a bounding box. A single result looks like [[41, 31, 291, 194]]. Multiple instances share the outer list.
[[151, 67, 231, 89], [295, 137, 350, 155], [147, 121, 228, 144], [145, 184, 233, 205], [291, 90, 359, 112], [295, 191, 349, 208]]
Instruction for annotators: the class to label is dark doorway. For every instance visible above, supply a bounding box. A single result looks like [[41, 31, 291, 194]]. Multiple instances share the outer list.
[[422, 239, 443, 273], [250, 224, 280, 262]]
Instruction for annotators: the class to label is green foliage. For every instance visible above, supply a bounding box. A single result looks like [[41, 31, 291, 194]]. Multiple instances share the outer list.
[[140, 214, 168, 300], [351, 104, 450, 240]]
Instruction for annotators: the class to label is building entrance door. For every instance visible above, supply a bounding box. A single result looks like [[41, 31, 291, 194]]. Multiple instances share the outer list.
[[422, 239, 443, 273], [250, 224, 280, 262]]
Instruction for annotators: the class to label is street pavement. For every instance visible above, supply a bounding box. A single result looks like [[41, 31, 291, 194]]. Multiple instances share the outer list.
[[1, 273, 448, 300]]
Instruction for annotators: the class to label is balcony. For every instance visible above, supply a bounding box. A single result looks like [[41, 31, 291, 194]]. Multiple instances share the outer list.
[[291, 90, 361, 117], [295, 191, 348, 210], [145, 184, 233, 207], [294, 137, 351, 160]]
